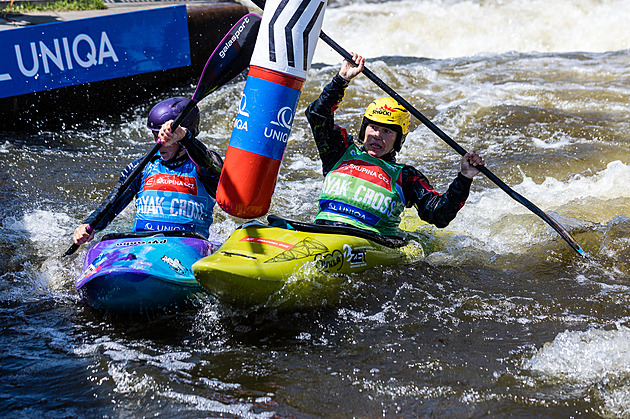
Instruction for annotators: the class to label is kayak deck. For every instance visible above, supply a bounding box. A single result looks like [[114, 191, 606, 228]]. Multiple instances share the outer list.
[[76, 230, 219, 315], [192, 216, 427, 308]]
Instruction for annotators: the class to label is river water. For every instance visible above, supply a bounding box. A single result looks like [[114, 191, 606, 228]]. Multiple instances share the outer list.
[[1, 0, 630, 416]]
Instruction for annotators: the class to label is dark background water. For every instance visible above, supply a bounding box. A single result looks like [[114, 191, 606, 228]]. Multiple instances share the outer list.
[[2, 0, 630, 416]]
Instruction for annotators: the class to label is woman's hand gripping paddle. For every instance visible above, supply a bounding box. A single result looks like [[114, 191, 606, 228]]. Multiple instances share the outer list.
[[249, 0, 584, 257], [317, 34, 585, 257], [63, 13, 261, 257]]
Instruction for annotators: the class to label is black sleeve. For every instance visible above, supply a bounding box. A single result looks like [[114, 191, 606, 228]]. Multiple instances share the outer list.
[[84, 157, 147, 231], [305, 73, 355, 175], [402, 166, 473, 228], [180, 130, 223, 198]]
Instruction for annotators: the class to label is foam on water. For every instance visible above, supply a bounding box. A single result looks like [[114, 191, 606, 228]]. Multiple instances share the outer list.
[[312, 0, 630, 63], [21, 210, 75, 248], [530, 135, 573, 150], [444, 160, 630, 254], [157, 391, 269, 417], [524, 326, 630, 416], [0, 140, 11, 153], [1, 210, 77, 296]]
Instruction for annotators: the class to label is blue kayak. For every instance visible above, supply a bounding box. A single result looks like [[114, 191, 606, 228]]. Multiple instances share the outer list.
[[75, 230, 220, 314]]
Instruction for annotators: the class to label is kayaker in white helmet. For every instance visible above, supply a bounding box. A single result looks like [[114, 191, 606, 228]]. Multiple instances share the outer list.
[[305, 53, 485, 238], [72, 97, 223, 245]]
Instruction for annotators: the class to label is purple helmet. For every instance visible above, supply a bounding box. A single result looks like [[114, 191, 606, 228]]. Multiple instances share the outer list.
[[147, 97, 200, 137]]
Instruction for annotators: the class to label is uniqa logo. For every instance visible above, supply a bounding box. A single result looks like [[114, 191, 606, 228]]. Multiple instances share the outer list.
[[270, 106, 293, 129], [264, 106, 293, 143], [12, 32, 119, 78], [237, 93, 249, 117], [233, 93, 249, 131]]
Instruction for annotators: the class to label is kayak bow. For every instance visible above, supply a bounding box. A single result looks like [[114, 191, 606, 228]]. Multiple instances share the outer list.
[[76, 230, 220, 315], [192, 215, 429, 308]]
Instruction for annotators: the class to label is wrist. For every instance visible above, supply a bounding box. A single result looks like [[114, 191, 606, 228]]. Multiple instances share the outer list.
[[334, 73, 351, 87], [179, 127, 188, 140], [458, 171, 474, 182], [180, 127, 194, 146]]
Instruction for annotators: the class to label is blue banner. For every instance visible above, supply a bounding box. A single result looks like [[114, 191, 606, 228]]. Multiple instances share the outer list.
[[0, 6, 190, 99]]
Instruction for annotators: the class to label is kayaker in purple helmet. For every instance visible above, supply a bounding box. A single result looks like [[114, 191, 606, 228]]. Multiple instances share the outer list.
[[305, 53, 485, 238], [72, 97, 223, 245]]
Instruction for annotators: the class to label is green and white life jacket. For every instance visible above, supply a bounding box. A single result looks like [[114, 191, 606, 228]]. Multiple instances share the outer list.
[[315, 144, 406, 237]]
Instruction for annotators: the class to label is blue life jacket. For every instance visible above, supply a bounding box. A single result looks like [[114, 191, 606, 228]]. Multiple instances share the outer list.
[[134, 158, 214, 237]]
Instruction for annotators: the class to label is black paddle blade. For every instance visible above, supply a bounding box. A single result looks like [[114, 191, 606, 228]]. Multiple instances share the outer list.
[[63, 244, 79, 257], [192, 13, 261, 102], [63, 13, 261, 257]]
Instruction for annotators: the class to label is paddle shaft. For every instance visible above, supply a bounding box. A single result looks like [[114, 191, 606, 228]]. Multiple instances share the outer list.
[[317, 33, 585, 256]]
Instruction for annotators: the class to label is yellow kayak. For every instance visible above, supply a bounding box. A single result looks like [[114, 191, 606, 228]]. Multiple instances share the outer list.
[[192, 215, 432, 308]]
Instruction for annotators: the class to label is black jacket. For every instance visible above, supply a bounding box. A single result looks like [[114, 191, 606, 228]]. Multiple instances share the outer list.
[[305, 74, 472, 228], [85, 130, 223, 231]]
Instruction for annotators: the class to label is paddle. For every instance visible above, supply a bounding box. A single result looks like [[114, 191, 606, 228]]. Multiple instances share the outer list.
[[63, 13, 261, 257], [249, 0, 585, 256], [318, 36, 585, 256]]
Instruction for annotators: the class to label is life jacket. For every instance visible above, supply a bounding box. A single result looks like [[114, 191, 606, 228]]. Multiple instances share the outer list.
[[134, 158, 214, 237], [315, 144, 406, 237]]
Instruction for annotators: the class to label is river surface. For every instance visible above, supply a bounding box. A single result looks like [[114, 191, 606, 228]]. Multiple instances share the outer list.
[[2, 0, 630, 416]]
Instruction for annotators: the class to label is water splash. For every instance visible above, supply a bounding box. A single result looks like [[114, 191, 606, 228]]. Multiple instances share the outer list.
[[524, 325, 630, 417], [315, 0, 630, 63], [444, 160, 630, 255]]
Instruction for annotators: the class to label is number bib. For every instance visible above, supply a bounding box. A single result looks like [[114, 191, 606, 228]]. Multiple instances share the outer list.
[[315, 144, 406, 237], [134, 159, 214, 237]]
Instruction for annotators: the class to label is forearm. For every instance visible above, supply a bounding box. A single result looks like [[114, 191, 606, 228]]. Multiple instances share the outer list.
[[405, 169, 472, 228], [306, 73, 349, 122], [305, 74, 353, 174]]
